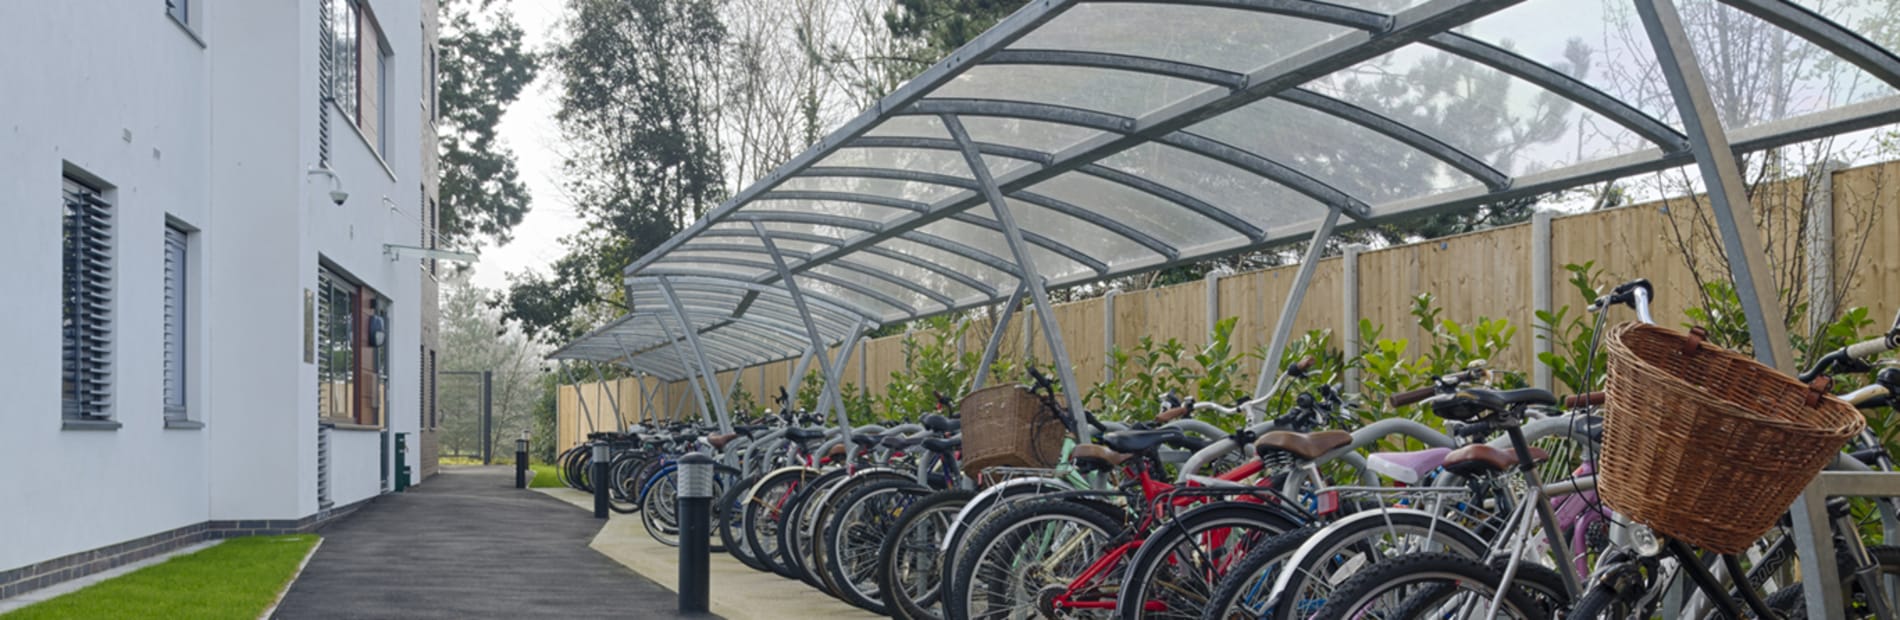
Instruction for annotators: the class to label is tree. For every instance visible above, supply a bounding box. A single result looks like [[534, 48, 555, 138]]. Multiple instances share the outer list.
[[439, 274, 549, 460], [500, 0, 729, 340], [438, 0, 538, 246]]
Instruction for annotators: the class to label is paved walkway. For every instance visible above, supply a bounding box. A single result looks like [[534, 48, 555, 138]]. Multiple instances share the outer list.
[[274, 466, 695, 619]]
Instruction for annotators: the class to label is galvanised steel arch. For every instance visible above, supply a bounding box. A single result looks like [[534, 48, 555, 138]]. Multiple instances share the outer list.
[[556, 3, 1900, 607]]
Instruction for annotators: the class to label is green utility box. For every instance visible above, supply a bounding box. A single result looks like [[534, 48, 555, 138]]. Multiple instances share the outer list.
[[395, 433, 412, 491]]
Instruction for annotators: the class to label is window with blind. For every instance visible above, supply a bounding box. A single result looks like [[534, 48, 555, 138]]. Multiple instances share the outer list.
[[317, 267, 357, 424], [163, 225, 189, 419], [62, 178, 114, 421]]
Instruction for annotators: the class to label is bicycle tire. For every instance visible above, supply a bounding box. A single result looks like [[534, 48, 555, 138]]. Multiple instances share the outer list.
[[949, 498, 1125, 620], [743, 467, 819, 578], [778, 469, 854, 588], [1265, 509, 1489, 619], [1198, 525, 1322, 620], [1310, 551, 1539, 620], [879, 489, 975, 620], [718, 472, 769, 572], [1115, 502, 1302, 620], [820, 478, 931, 614], [807, 470, 915, 596], [1765, 544, 1900, 618]]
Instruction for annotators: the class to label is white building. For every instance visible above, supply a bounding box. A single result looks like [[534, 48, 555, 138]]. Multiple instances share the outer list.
[[0, 0, 442, 596]]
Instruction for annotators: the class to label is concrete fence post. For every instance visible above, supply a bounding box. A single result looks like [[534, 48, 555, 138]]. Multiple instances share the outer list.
[[1532, 210, 1554, 391]]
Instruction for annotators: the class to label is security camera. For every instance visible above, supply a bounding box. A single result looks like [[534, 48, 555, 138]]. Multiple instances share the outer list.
[[307, 166, 347, 207], [330, 189, 349, 205]]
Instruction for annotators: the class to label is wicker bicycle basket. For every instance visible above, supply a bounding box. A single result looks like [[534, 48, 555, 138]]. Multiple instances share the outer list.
[[1599, 322, 1864, 554], [958, 384, 1069, 479]]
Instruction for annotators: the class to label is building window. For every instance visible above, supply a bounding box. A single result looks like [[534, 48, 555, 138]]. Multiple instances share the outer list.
[[163, 224, 189, 419], [62, 178, 114, 420], [330, 0, 391, 155], [317, 266, 387, 427], [331, 0, 359, 122], [427, 44, 439, 122], [166, 0, 189, 26]]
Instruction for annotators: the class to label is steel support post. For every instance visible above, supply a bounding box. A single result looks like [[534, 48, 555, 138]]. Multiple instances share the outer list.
[[656, 315, 714, 427], [1636, 0, 1813, 615], [558, 363, 598, 435], [1252, 209, 1343, 420], [611, 335, 655, 425], [971, 284, 1027, 391], [481, 370, 495, 465], [787, 347, 817, 411], [661, 277, 735, 433], [756, 219, 853, 434], [591, 363, 625, 432], [1342, 244, 1364, 394], [822, 320, 871, 447], [943, 114, 1091, 442]]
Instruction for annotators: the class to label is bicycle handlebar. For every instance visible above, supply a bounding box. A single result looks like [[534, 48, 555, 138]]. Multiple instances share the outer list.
[[1155, 399, 1196, 423], [1563, 391, 1607, 408], [1389, 386, 1437, 408]]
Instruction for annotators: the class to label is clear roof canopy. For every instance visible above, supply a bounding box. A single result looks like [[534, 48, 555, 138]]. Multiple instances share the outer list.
[[555, 0, 1900, 381]]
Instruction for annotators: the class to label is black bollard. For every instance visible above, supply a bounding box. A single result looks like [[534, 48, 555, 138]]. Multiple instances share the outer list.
[[676, 452, 714, 614], [592, 441, 610, 519], [515, 438, 529, 489]]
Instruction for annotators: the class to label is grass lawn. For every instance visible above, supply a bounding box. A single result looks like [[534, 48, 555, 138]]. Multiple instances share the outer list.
[[528, 462, 563, 488], [3, 535, 318, 620]]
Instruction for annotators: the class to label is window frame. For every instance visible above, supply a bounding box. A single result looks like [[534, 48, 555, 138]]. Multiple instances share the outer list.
[[162, 222, 191, 422], [331, 0, 361, 123], [316, 264, 388, 429], [62, 176, 116, 427]]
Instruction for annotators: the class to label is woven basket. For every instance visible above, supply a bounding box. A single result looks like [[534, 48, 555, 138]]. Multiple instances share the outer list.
[[1599, 322, 1863, 554], [958, 384, 1068, 479]]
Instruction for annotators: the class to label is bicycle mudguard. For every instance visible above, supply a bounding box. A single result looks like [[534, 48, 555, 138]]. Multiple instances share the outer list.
[[1263, 507, 1488, 604], [741, 465, 822, 503], [940, 476, 1077, 552]]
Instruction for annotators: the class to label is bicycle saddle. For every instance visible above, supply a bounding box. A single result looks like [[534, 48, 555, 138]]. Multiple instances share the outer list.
[[784, 427, 828, 442], [1441, 444, 1549, 477], [707, 433, 741, 450], [1432, 388, 1557, 421], [922, 414, 961, 433], [1100, 428, 1186, 454], [921, 437, 961, 454], [1253, 430, 1353, 461], [1070, 443, 1133, 471], [850, 434, 882, 448]]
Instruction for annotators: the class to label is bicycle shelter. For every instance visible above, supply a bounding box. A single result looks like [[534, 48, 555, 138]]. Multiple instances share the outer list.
[[551, 1, 1900, 614]]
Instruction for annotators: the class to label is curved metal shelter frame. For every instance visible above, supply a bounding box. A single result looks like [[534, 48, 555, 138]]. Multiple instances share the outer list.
[[561, 3, 1900, 607]]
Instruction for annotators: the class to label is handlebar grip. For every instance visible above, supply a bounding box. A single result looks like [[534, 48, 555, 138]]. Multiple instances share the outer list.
[[1294, 356, 1317, 373], [1563, 392, 1607, 408], [1389, 386, 1437, 408], [1846, 335, 1898, 360], [1155, 402, 1194, 423]]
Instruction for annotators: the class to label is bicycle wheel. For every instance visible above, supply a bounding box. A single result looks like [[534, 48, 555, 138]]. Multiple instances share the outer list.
[[1265, 509, 1489, 619], [1311, 552, 1539, 620], [951, 498, 1124, 620], [940, 479, 1075, 619], [821, 478, 931, 613], [743, 467, 818, 578], [607, 453, 648, 514], [642, 469, 682, 546], [1765, 545, 1900, 618], [719, 472, 769, 572], [779, 469, 853, 589], [879, 489, 975, 620], [810, 470, 916, 597], [1198, 525, 1320, 620], [1115, 502, 1302, 620]]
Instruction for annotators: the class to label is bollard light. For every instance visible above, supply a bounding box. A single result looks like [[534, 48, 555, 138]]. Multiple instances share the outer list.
[[514, 435, 531, 489], [676, 451, 715, 614], [591, 441, 611, 519], [677, 452, 716, 500]]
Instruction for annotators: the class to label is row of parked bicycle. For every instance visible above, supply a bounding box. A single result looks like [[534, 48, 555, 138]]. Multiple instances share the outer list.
[[552, 278, 1900, 619]]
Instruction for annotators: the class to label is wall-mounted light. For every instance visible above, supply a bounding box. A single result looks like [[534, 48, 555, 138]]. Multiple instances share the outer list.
[[307, 167, 347, 206]]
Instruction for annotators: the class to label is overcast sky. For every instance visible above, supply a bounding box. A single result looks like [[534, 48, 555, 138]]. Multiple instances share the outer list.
[[469, 2, 577, 291]]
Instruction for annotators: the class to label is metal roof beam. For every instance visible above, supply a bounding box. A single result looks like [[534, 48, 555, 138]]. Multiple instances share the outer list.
[[1426, 32, 1688, 150], [1717, 0, 1900, 90]]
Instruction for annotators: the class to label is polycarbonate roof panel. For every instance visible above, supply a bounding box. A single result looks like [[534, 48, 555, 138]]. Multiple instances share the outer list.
[[599, 0, 1900, 373]]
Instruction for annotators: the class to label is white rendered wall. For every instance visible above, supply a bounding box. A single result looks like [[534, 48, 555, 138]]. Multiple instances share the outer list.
[[0, 0, 430, 573]]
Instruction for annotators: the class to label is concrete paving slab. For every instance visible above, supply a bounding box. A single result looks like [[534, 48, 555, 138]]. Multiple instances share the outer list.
[[538, 487, 883, 620]]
